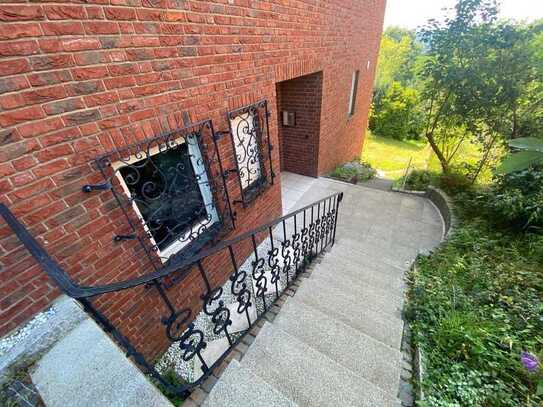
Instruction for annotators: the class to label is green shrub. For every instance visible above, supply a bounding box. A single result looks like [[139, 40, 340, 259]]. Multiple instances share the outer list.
[[409, 198, 543, 405], [329, 161, 376, 183], [459, 167, 543, 232], [369, 81, 424, 141], [399, 169, 436, 191], [437, 170, 473, 195]]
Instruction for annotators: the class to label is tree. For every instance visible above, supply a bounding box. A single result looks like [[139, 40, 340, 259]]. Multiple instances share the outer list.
[[419, 1, 543, 180], [370, 82, 423, 140]]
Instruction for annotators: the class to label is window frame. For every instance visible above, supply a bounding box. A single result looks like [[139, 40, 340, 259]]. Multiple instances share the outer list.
[[348, 70, 360, 117], [112, 134, 220, 263]]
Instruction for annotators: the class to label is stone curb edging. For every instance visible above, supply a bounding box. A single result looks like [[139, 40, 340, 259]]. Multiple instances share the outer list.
[[425, 186, 456, 240]]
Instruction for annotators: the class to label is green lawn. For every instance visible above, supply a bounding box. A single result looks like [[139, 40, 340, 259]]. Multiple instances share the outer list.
[[361, 132, 434, 179], [362, 132, 493, 183]]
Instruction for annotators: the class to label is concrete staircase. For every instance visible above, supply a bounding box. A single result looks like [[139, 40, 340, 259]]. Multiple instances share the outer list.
[[203, 237, 407, 407]]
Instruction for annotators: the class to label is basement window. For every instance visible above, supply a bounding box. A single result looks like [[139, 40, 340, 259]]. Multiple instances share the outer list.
[[229, 111, 267, 202], [348, 70, 360, 117], [113, 134, 219, 262]]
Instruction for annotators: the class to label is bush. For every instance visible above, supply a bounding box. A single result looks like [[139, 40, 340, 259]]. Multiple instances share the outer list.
[[329, 161, 376, 183], [409, 215, 543, 405], [369, 81, 424, 140], [437, 170, 473, 195], [460, 167, 543, 232], [399, 169, 436, 191]]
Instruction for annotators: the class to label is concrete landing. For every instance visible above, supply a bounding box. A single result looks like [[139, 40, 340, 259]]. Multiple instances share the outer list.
[[31, 319, 172, 407]]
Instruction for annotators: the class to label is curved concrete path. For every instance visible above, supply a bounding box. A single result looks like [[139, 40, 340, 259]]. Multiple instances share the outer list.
[[205, 174, 444, 407]]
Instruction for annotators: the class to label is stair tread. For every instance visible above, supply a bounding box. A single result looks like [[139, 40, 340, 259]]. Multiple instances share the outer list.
[[293, 279, 403, 348], [274, 296, 401, 394], [203, 359, 298, 407], [302, 274, 403, 317], [241, 322, 401, 407], [311, 260, 405, 297]]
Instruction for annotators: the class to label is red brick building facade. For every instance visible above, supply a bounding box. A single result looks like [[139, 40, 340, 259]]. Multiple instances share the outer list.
[[0, 0, 385, 359]]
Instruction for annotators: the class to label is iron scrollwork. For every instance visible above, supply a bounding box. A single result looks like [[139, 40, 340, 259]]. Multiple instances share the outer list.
[[227, 100, 275, 207], [93, 120, 235, 274], [0, 190, 343, 397]]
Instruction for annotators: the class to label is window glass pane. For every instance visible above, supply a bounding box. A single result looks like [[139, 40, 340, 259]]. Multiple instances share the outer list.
[[230, 112, 262, 190], [348, 70, 359, 116], [119, 142, 206, 251]]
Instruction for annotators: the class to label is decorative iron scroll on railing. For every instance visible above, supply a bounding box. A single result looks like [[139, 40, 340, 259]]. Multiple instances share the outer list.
[[0, 191, 343, 396]]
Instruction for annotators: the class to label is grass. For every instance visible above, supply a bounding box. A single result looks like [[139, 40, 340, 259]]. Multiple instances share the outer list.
[[362, 132, 494, 184], [361, 132, 433, 179]]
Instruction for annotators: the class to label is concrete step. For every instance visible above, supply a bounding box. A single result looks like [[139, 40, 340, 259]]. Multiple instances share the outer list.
[[274, 296, 401, 394], [310, 264, 403, 308], [318, 251, 405, 285], [330, 238, 415, 269], [203, 359, 298, 407], [31, 319, 172, 407], [305, 269, 404, 316], [293, 279, 403, 349], [311, 258, 405, 296], [240, 322, 400, 407]]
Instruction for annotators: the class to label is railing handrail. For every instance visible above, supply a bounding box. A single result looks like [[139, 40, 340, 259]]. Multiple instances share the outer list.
[[0, 191, 343, 300]]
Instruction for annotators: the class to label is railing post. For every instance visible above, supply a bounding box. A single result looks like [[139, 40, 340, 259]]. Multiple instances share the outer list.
[[331, 192, 343, 246]]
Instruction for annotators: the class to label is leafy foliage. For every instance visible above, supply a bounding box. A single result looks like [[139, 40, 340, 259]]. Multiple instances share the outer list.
[[370, 82, 424, 140], [329, 161, 376, 183], [408, 206, 543, 405], [462, 167, 543, 232]]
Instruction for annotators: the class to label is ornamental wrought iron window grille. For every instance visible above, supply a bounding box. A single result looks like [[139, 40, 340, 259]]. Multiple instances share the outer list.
[[89, 119, 235, 274], [227, 100, 275, 206]]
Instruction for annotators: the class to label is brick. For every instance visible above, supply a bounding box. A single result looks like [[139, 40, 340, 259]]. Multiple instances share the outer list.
[[71, 66, 109, 80], [0, 106, 45, 127], [40, 127, 81, 147], [8, 178, 53, 201], [43, 98, 85, 115], [63, 38, 101, 52], [0, 23, 41, 40], [0, 58, 30, 76], [30, 54, 74, 71], [11, 155, 37, 171], [27, 71, 72, 87], [32, 159, 70, 177], [41, 22, 85, 36], [44, 5, 86, 20], [0, 163, 15, 177], [66, 81, 105, 96], [74, 51, 109, 66], [84, 91, 119, 107], [0, 6, 44, 22], [63, 109, 101, 126], [84, 21, 120, 35], [104, 7, 136, 21], [36, 144, 73, 162], [0, 76, 30, 94], [22, 86, 67, 105], [17, 117, 64, 138], [0, 40, 39, 56]]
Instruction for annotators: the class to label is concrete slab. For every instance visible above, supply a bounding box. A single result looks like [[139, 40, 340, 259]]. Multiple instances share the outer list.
[[31, 319, 172, 407]]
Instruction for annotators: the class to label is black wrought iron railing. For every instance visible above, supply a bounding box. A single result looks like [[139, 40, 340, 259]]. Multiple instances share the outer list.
[[0, 191, 343, 396]]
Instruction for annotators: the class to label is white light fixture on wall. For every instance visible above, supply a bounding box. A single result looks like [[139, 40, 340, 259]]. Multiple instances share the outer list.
[[282, 110, 296, 127]]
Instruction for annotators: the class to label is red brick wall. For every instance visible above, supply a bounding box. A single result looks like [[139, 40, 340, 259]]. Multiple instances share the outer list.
[[0, 0, 385, 359], [276, 71, 322, 177]]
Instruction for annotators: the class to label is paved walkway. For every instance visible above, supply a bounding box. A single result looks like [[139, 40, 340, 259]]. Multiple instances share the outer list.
[[205, 173, 444, 406]]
